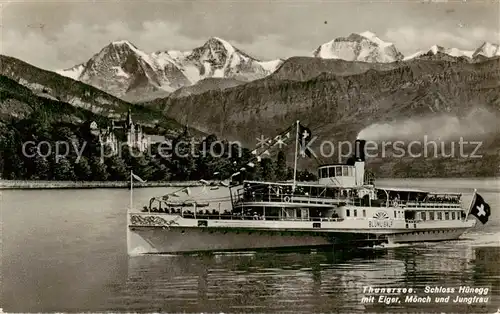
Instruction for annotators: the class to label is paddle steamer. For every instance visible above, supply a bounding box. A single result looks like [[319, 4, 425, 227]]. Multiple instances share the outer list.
[[127, 139, 490, 254]]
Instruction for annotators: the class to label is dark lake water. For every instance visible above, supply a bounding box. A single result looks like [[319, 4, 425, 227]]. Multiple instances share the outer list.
[[1, 178, 499, 313]]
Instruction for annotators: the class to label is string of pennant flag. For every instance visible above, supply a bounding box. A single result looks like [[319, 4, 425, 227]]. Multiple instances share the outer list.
[[245, 121, 314, 169], [130, 121, 318, 190]]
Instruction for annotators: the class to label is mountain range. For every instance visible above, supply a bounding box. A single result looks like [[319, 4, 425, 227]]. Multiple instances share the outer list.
[[54, 32, 500, 103], [57, 37, 282, 102], [0, 54, 195, 136], [1, 31, 500, 177]]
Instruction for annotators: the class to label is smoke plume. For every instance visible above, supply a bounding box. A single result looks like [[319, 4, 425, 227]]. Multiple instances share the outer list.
[[356, 108, 499, 141]]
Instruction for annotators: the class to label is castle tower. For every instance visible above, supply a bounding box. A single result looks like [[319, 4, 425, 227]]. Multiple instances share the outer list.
[[137, 125, 143, 150], [126, 108, 133, 129], [126, 109, 135, 148]]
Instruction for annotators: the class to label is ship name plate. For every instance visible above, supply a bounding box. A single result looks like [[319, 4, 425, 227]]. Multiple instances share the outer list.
[[368, 219, 394, 228]]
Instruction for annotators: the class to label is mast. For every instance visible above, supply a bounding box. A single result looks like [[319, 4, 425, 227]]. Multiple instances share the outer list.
[[292, 120, 300, 192], [127, 172, 132, 256], [129, 170, 133, 212], [465, 188, 477, 219]]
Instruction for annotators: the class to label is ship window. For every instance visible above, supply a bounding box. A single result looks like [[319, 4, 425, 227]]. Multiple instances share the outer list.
[[330, 167, 336, 177], [451, 212, 455, 220], [437, 212, 443, 220], [336, 166, 342, 176], [353, 209, 357, 217], [429, 212, 435, 220], [445, 212, 449, 220], [311, 187, 318, 196], [394, 211, 397, 218], [421, 212, 426, 221], [346, 209, 350, 217], [343, 166, 349, 176], [362, 209, 366, 217], [321, 168, 327, 178]]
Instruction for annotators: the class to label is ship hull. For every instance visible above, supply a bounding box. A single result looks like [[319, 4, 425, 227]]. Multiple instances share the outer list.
[[128, 226, 337, 254], [126, 212, 476, 254], [128, 226, 470, 254], [387, 228, 470, 244]]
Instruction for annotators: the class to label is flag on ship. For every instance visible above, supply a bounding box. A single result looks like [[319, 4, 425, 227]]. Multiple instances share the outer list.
[[131, 172, 146, 183], [245, 124, 294, 168], [469, 192, 491, 224], [244, 122, 315, 168], [298, 122, 313, 158]]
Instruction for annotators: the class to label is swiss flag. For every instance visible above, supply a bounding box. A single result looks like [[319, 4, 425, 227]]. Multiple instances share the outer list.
[[298, 123, 313, 158], [469, 193, 491, 224]]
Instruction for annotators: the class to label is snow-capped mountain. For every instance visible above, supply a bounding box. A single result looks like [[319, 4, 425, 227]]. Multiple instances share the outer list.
[[472, 42, 500, 58], [57, 40, 190, 101], [57, 37, 283, 102], [312, 31, 404, 63], [59, 63, 85, 80], [152, 37, 282, 84], [403, 45, 474, 61]]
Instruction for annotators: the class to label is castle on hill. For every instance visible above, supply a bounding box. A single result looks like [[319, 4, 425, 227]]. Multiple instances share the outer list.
[[90, 109, 150, 153]]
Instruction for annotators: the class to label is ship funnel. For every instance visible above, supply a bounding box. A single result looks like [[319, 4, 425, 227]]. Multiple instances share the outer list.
[[355, 139, 366, 162]]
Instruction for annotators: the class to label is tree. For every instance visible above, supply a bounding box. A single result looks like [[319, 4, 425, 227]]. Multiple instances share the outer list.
[[275, 151, 287, 181], [105, 155, 128, 181], [297, 169, 317, 182], [90, 156, 109, 181], [133, 154, 154, 181], [0, 128, 25, 179], [53, 126, 74, 141], [168, 132, 197, 180], [150, 160, 170, 181], [52, 156, 75, 181], [31, 155, 50, 180], [74, 156, 93, 180], [260, 158, 276, 181]]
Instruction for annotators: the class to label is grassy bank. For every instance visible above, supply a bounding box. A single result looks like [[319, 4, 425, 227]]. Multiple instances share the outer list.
[[0, 180, 205, 190]]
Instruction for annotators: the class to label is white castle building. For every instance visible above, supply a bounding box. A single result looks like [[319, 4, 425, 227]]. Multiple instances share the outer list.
[[90, 110, 151, 153], [125, 110, 149, 152]]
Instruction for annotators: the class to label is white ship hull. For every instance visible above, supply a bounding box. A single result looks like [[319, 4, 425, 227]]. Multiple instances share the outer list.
[[386, 228, 471, 244], [127, 212, 475, 254], [128, 226, 334, 254]]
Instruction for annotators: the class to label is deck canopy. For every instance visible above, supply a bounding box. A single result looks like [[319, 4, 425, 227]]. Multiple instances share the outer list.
[[376, 187, 461, 203], [237, 180, 359, 202], [148, 197, 209, 208], [375, 187, 429, 202]]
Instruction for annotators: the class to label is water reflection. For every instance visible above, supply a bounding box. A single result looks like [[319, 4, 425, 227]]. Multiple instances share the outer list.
[[121, 246, 499, 313], [2, 178, 499, 313]]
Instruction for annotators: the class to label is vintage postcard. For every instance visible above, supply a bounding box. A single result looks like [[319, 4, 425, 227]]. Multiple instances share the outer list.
[[1, 0, 499, 313]]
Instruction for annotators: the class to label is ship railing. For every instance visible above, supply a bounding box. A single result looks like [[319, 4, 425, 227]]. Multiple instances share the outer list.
[[234, 191, 355, 206], [405, 219, 423, 224], [139, 209, 348, 222], [178, 212, 346, 222], [405, 202, 461, 209]]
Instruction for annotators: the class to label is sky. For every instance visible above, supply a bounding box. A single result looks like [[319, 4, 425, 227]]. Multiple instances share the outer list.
[[1, 0, 499, 71]]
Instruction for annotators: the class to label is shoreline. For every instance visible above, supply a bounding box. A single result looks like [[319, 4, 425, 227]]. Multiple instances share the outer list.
[[1, 177, 497, 190], [0, 180, 206, 190]]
